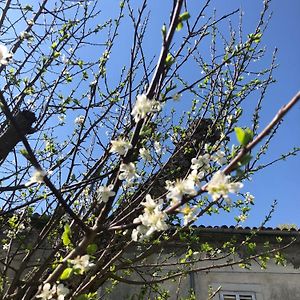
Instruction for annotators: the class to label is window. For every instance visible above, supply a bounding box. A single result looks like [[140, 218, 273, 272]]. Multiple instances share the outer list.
[[220, 292, 256, 300]]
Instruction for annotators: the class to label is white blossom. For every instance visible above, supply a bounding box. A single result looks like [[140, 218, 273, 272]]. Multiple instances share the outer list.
[[139, 147, 151, 161], [56, 284, 70, 300], [36, 283, 55, 300], [139, 207, 168, 236], [118, 162, 138, 182], [180, 205, 197, 226], [191, 154, 211, 171], [187, 169, 204, 187], [110, 138, 132, 156], [36, 283, 69, 300], [70, 254, 94, 274], [154, 141, 162, 154], [206, 170, 243, 201], [131, 94, 161, 122], [132, 194, 168, 241], [97, 184, 116, 203], [2, 243, 9, 250], [74, 115, 85, 125], [25, 169, 47, 186], [237, 214, 248, 222], [0, 45, 12, 66], [141, 194, 161, 214], [166, 179, 197, 203], [245, 192, 255, 204], [212, 150, 227, 165]]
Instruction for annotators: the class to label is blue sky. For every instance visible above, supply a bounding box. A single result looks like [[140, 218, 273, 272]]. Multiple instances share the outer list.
[[134, 0, 300, 227], [15, 0, 298, 228], [193, 0, 300, 227], [92, 0, 300, 227]]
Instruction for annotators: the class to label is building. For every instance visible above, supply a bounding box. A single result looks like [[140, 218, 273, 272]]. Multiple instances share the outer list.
[[101, 226, 300, 300]]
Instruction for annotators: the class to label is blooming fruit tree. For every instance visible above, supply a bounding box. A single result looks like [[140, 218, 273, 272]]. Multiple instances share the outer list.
[[0, 1, 299, 299]]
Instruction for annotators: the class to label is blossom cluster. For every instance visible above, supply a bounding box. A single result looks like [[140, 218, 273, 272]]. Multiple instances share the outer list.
[[131, 94, 161, 122], [37, 283, 69, 300], [110, 138, 132, 156], [69, 254, 94, 274], [132, 194, 168, 241], [0, 44, 12, 66], [206, 170, 243, 203], [131, 148, 245, 239], [97, 184, 116, 203]]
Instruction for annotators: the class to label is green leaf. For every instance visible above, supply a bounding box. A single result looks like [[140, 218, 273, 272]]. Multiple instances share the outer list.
[[234, 127, 253, 146], [53, 51, 61, 58], [60, 267, 73, 280], [176, 21, 183, 31], [75, 292, 97, 300], [61, 224, 72, 246], [179, 12, 190, 22], [248, 32, 262, 43], [51, 42, 58, 50], [165, 53, 174, 67], [87, 243, 98, 255]]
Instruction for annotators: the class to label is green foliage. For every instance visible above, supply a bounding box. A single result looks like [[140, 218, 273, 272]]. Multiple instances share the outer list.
[[75, 292, 97, 300], [165, 53, 175, 68], [86, 243, 98, 255], [234, 127, 253, 146], [61, 224, 72, 247], [60, 267, 73, 280], [248, 32, 262, 43], [177, 12, 190, 31]]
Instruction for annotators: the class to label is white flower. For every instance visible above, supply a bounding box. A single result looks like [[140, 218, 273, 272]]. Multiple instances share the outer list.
[[212, 150, 227, 165], [245, 192, 254, 204], [74, 115, 85, 125], [36, 283, 55, 300], [141, 194, 161, 214], [180, 205, 197, 226], [110, 138, 132, 156], [154, 141, 162, 154], [131, 94, 161, 122], [131, 224, 148, 242], [166, 179, 197, 202], [25, 169, 47, 186], [187, 169, 204, 187], [0, 45, 12, 66], [237, 214, 247, 222], [2, 243, 9, 250], [206, 170, 243, 201], [191, 154, 211, 171], [132, 194, 168, 241], [118, 162, 138, 182], [172, 93, 182, 101], [139, 207, 168, 236], [97, 184, 116, 203], [56, 284, 70, 300], [139, 147, 151, 161], [70, 254, 94, 274]]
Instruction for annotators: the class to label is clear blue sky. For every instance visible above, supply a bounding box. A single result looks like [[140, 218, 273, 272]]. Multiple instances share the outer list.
[[98, 0, 300, 227], [220, 0, 300, 228], [143, 0, 300, 227], [191, 0, 300, 227], [21, 0, 299, 228]]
